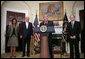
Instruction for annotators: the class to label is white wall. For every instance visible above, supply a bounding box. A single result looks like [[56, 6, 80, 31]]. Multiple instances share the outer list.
[[1, 1, 29, 54], [1, 1, 84, 54]]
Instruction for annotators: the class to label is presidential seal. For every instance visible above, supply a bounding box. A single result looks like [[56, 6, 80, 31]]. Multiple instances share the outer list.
[[40, 25, 47, 32]]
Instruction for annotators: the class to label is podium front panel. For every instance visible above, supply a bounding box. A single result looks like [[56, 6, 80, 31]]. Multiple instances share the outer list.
[[34, 26, 55, 33]]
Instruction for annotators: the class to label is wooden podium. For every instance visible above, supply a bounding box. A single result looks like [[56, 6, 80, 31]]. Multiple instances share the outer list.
[[34, 26, 55, 58]]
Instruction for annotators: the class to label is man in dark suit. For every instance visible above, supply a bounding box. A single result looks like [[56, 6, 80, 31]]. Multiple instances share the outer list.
[[20, 17, 33, 57], [66, 15, 81, 58], [40, 14, 54, 58]]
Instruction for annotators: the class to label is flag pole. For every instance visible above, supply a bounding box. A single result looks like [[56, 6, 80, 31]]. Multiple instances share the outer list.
[[64, 8, 66, 14], [35, 10, 38, 16], [34, 10, 38, 54], [65, 8, 68, 56], [64, 8, 68, 56]]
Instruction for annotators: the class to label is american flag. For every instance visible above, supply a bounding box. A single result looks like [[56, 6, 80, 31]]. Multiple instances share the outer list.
[[33, 14, 40, 42]]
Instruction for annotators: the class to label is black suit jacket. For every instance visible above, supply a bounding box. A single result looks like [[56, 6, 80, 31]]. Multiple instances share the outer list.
[[20, 22, 33, 39], [40, 21, 54, 39], [66, 21, 81, 41]]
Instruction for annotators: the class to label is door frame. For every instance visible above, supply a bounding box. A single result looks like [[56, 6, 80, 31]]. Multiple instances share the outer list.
[[1, 7, 28, 54], [75, 6, 84, 53]]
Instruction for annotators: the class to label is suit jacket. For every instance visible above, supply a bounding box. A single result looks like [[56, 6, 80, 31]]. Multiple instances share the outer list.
[[20, 22, 33, 39], [40, 21, 54, 39], [66, 21, 81, 41], [7, 24, 18, 37], [40, 21, 54, 27]]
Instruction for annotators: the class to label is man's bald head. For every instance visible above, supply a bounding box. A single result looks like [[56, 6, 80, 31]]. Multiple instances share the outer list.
[[25, 17, 29, 22]]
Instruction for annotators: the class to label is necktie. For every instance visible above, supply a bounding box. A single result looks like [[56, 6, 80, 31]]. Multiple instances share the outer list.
[[45, 21, 47, 27]]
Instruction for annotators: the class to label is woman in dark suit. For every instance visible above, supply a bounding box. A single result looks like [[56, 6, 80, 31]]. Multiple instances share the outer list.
[[7, 18, 19, 58]]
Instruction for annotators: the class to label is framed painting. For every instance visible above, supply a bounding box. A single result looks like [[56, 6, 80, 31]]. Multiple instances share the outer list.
[[39, 1, 63, 21]]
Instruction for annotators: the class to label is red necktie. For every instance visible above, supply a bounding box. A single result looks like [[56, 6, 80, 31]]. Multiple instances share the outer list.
[[45, 21, 47, 27]]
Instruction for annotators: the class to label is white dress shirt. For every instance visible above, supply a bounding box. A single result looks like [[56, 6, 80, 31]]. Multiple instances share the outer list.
[[25, 21, 29, 29]]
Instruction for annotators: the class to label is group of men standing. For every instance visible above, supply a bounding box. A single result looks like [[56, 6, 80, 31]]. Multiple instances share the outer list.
[[20, 14, 81, 58]]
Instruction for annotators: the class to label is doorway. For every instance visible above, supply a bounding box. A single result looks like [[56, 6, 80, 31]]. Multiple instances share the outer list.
[[5, 11, 25, 52], [79, 10, 84, 53]]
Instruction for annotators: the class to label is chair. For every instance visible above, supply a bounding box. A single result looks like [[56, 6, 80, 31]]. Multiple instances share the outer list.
[[52, 34, 63, 58], [52, 46, 62, 58]]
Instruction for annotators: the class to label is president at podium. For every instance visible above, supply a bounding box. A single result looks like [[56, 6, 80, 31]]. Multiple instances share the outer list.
[[40, 14, 54, 58]]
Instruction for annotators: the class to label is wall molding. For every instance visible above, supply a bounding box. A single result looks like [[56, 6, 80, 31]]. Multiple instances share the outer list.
[[75, 6, 84, 53], [75, 6, 84, 21]]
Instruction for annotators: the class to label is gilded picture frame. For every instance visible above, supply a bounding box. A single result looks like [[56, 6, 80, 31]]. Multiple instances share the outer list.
[[39, 2, 63, 21]]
